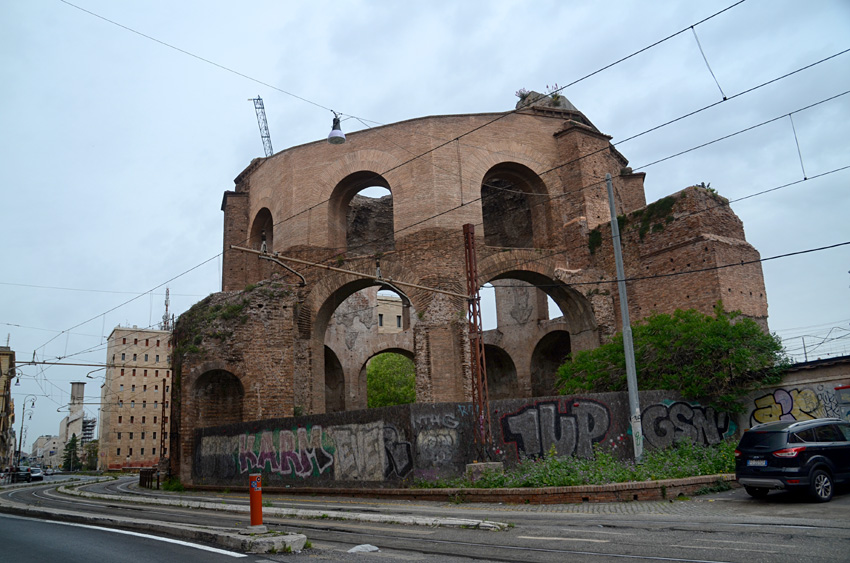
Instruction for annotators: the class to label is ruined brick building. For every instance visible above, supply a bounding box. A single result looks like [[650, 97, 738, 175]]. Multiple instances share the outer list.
[[172, 95, 768, 482]]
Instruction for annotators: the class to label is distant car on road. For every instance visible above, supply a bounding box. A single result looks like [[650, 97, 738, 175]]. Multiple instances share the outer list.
[[44, 468, 54, 476], [10, 466, 33, 483], [29, 467, 44, 481], [735, 418, 850, 502]]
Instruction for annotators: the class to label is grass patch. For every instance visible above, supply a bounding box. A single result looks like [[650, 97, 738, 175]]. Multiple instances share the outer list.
[[413, 439, 736, 489], [161, 477, 185, 492]]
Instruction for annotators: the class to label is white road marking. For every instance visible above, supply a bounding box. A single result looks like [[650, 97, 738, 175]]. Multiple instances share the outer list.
[[0, 513, 247, 557]]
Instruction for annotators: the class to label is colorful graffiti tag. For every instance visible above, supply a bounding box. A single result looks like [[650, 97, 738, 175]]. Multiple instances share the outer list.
[[641, 402, 734, 449], [750, 386, 842, 425], [500, 400, 610, 459]]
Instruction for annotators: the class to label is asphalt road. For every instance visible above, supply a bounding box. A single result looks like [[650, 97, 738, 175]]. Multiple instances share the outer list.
[[2, 477, 849, 562]]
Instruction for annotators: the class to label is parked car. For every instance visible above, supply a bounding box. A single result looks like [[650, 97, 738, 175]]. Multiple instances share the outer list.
[[735, 418, 850, 502], [29, 467, 43, 481], [10, 466, 32, 483], [44, 468, 54, 476]]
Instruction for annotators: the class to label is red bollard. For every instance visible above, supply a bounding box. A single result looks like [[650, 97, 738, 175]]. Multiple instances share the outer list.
[[249, 473, 263, 526]]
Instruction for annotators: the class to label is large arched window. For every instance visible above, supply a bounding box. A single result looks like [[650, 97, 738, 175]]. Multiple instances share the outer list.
[[328, 171, 394, 254], [530, 330, 571, 397], [484, 344, 518, 400], [481, 163, 550, 248]]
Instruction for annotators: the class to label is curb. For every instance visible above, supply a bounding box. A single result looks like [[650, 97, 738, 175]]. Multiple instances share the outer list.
[[59, 482, 509, 531], [189, 474, 739, 505]]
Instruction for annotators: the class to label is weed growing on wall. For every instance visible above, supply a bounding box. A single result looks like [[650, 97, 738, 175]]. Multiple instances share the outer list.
[[415, 439, 736, 489]]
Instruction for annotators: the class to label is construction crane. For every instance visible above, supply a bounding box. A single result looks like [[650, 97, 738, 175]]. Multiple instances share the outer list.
[[250, 96, 274, 157]]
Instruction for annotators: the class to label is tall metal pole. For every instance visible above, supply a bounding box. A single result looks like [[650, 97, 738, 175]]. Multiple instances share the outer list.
[[605, 174, 643, 462], [463, 224, 491, 450], [16, 395, 36, 468]]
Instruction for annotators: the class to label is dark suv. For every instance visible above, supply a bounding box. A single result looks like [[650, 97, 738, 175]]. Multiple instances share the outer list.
[[735, 418, 850, 502]]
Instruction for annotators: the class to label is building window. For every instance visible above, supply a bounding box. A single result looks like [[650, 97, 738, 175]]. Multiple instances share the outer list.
[[143, 385, 147, 392], [131, 401, 135, 408], [121, 353, 125, 361], [142, 416, 145, 423], [152, 448, 156, 455], [163, 419, 168, 425], [120, 384, 124, 391], [379, 313, 384, 326], [396, 315, 401, 328], [132, 369, 136, 376], [122, 338, 126, 344], [145, 339, 149, 346], [153, 432, 157, 439], [118, 416, 122, 423], [131, 385, 135, 392], [130, 416, 134, 423], [143, 401, 146, 409], [164, 432, 168, 439], [112, 354, 115, 362], [155, 356, 159, 362], [166, 386, 169, 392], [144, 370, 147, 377], [141, 432, 145, 440], [119, 401, 123, 408], [154, 401, 158, 409], [120, 368, 124, 376], [129, 448, 133, 455], [117, 448, 120, 455], [156, 340, 160, 347], [133, 354, 137, 361], [144, 354, 148, 362], [117, 432, 122, 440], [154, 416, 157, 423], [134, 339, 138, 345], [129, 432, 133, 439], [141, 448, 144, 455], [154, 385, 158, 391]]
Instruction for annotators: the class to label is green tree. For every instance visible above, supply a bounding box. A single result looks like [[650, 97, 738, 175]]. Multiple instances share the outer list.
[[62, 433, 81, 472], [367, 352, 416, 408], [84, 439, 99, 470], [557, 305, 788, 412]]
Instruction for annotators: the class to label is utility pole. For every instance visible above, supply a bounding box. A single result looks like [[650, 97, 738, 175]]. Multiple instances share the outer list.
[[250, 96, 274, 157], [605, 174, 643, 462], [463, 224, 491, 451]]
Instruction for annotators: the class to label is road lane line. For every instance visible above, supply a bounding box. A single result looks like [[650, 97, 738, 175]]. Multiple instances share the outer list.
[[0, 513, 247, 557]]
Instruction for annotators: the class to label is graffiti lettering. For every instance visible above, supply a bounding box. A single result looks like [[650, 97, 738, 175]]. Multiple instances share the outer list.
[[501, 400, 609, 459], [642, 402, 732, 449], [416, 428, 458, 465], [413, 413, 459, 429], [383, 424, 413, 478], [327, 421, 385, 481], [237, 426, 333, 478], [751, 388, 831, 424]]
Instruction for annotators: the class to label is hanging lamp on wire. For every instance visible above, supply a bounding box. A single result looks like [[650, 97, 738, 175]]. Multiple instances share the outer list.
[[327, 111, 346, 145]]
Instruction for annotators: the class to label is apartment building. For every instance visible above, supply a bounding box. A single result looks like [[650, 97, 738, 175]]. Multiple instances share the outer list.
[[98, 326, 172, 470]]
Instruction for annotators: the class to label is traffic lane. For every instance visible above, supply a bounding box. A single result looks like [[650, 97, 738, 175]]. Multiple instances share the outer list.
[[0, 513, 249, 562]]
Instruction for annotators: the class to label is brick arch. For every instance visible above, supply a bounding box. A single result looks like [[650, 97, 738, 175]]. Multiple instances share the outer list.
[[246, 207, 274, 284], [359, 347, 416, 408], [477, 250, 597, 333], [481, 161, 554, 248], [328, 170, 394, 252], [190, 367, 245, 429], [484, 343, 518, 400]]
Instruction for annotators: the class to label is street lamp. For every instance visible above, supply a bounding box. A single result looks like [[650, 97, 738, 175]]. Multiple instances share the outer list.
[[16, 395, 36, 468], [327, 112, 346, 144]]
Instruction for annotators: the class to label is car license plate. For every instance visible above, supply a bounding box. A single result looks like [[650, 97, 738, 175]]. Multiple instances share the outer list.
[[747, 459, 767, 467]]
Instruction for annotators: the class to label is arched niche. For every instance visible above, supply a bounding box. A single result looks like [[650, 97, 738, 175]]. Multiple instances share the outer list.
[[192, 369, 244, 428], [481, 162, 551, 249], [530, 330, 571, 397], [484, 344, 518, 400], [328, 171, 394, 254], [247, 208, 274, 283]]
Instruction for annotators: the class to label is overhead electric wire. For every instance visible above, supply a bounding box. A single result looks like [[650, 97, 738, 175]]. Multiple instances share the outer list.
[[32, 0, 843, 369]]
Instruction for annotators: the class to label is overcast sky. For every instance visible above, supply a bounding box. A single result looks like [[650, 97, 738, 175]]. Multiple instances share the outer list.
[[2, 0, 848, 452]]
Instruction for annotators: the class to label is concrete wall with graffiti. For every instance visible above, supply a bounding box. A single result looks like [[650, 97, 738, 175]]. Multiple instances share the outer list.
[[190, 389, 746, 487], [189, 359, 850, 487]]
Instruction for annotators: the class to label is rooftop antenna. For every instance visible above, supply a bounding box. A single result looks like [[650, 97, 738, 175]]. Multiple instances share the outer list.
[[162, 287, 171, 331], [250, 96, 274, 157]]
